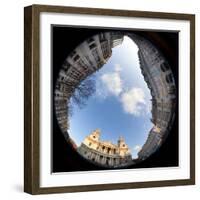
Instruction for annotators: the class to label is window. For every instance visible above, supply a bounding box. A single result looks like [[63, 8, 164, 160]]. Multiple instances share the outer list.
[[92, 49, 100, 63], [99, 33, 106, 41], [63, 68, 68, 73], [87, 38, 94, 44], [60, 76, 64, 81], [77, 62, 89, 74], [55, 92, 60, 97], [168, 85, 176, 94], [69, 68, 83, 80], [101, 41, 109, 58], [166, 73, 173, 84], [160, 62, 170, 72], [73, 54, 80, 62], [85, 56, 93, 66], [89, 43, 96, 49]]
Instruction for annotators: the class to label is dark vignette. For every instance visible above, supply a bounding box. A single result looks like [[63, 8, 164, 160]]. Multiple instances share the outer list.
[[52, 26, 179, 172]]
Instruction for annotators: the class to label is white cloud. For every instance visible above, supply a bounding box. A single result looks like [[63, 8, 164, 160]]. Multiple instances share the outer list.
[[114, 63, 122, 72], [96, 63, 149, 117], [134, 145, 142, 152], [120, 87, 146, 116], [132, 145, 142, 158], [100, 71, 122, 96]]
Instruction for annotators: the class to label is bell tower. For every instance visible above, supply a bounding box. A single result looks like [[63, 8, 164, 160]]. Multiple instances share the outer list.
[[82, 129, 100, 149], [118, 136, 126, 147], [118, 136, 130, 157], [89, 129, 100, 141]]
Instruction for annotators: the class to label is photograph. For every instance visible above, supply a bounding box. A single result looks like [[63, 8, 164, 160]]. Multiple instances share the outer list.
[[53, 26, 178, 172], [24, 5, 195, 194]]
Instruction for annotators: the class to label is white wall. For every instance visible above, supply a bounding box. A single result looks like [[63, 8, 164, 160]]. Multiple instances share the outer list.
[[0, 0, 199, 199]]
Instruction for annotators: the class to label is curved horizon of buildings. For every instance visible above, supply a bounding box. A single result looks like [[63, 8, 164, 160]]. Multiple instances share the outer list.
[[128, 33, 176, 160], [54, 31, 176, 167]]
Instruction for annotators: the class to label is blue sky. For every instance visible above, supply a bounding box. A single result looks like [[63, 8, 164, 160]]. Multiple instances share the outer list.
[[68, 36, 153, 158]]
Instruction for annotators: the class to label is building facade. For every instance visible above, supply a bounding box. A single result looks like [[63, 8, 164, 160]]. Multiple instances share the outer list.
[[138, 126, 162, 160], [77, 129, 133, 168], [128, 33, 176, 160]]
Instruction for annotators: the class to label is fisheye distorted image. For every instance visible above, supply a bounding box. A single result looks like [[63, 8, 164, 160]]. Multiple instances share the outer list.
[[53, 27, 178, 172]]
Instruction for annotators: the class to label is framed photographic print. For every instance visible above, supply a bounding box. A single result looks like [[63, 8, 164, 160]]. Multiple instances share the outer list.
[[24, 4, 195, 194]]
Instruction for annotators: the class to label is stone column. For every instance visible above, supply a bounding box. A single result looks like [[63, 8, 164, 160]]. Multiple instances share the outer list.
[[111, 158, 113, 166], [99, 155, 103, 164], [103, 156, 106, 165], [91, 152, 95, 160], [95, 154, 99, 162]]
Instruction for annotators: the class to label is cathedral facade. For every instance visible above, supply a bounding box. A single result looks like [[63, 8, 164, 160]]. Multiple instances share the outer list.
[[77, 129, 133, 168]]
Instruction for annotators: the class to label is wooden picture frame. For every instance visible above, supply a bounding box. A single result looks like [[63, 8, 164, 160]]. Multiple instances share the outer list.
[[24, 4, 195, 194]]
